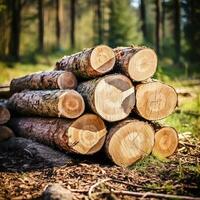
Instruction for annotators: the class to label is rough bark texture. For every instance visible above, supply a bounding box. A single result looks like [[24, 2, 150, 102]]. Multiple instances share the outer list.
[[10, 71, 77, 93], [8, 114, 106, 155], [0, 126, 14, 142], [0, 105, 10, 124], [114, 46, 157, 81], [77, 74, 135, 122], [0, 137, 74, 169], [55, 45, 115, 79], [134, 81, 178, 120], [105, 119, 155, 167], [8, 90, 85, 119]]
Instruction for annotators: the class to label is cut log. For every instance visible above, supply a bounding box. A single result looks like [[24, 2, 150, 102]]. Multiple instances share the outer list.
[[0, 126, 14, 142], [152, 126, 178, 158], [8, 114, 107, 155], [55, 45, 115, 78], [135, 81, 178, 120], [10, 71, 77, 93], [0, 105, 10, 124], [105, 119, 155, 167], [8, 90, 85, 119], [77, 74, 135, 122], [114, 46, 157, 81], [0, 137, 74, 169]]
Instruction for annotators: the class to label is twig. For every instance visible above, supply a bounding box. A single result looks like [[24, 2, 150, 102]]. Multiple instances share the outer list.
[[179, 141, 197, 148], [0, 85, 10, 89], [71, 187, 200, 200], [88, 178, 111, 200], [111, 189, 200, 200], [110, 178, 162, 190]]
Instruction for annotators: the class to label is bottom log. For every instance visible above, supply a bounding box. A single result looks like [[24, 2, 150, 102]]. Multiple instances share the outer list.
[[105, 119, 155, 167], [152, 126, 178, 158], [8, 114, 107, 155], [0, 137, 74, 169], [0, 126, 14, 142]]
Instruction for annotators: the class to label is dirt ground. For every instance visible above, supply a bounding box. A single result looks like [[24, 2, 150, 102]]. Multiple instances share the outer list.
[[0, 133, 199, 200]]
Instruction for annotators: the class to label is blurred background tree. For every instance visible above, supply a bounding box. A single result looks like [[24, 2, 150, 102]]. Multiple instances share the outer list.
[[0, 0, 199, 83]]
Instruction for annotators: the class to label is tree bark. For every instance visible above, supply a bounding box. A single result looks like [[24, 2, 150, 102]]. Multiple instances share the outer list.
[[155, 0, 161, 55], [0, 137, 74, 168], [8, 90, 85, 119], [0, 126, 14, 142], [70, 0, 76, 48], [8, 114, 107, 155], [38, 0, 44, 51], [114, 46, 157, 81], [174, 0, 180, 64], [0, 105, 10, 125], [152, 125, 178, 159], [9, 0, 21, 60], [135, 81, 178, 120], [10, 71, 77, 93], [140, 0, 147, 40], [55, 45, 115, 78], [77, 74, 135, 122], [55, 0, 61, 48], [105, 119, 155, 167]]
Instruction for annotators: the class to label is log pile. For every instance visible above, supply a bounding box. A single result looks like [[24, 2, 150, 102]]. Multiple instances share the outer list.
[[1, 44, 179, 167]]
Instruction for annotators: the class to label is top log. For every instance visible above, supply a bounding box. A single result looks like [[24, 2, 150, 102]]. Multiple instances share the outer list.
[[10, 71, 77, 93], [55, 45, 116, 79], [114, 46, 158, 81]]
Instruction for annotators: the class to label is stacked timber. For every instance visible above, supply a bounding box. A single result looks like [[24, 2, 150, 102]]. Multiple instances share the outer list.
[[2, 44, 179, 167]]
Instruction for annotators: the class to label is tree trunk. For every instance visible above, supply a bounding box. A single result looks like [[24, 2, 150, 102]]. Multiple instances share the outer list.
[[155, 0, 161, 55], [55, 0, 61, 48], [135, 81, 178, 120], [0, 105, 10, 125], [140, 0, 147, 40], [9, 0, 21, 60], [161, 0, 166, 40], [0, 126, 14, 142], [8, 90, 85, 119], [8, 114, 107, 155], [174, 0, 180, 64], [105, 119, 155, 167], [38, 0, 44, 51], [152, 125, 178, 159], [70, 0, 76, 48], [55, 45, 115, 78], [114, 46, 157, 81], [94, 0, 103, 44], [77, 74, 135, 122], [10, 71, 77, 93]]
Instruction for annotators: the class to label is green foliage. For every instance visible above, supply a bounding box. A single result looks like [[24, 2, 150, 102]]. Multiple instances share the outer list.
[[182, 0, 200, 62], [108, 0, 142, 47]]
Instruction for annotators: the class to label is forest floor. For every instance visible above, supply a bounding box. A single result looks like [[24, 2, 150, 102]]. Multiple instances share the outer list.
[[0, 57, 200, 199]]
